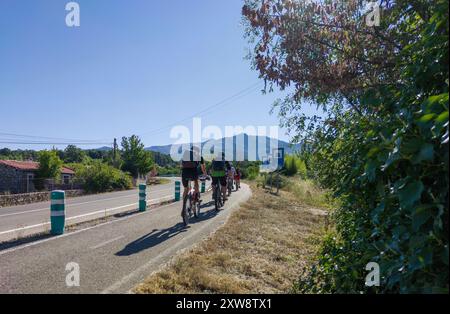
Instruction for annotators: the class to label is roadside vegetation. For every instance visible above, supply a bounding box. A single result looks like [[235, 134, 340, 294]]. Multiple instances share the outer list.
[[134, 178, 328, 294], [68, 160, 133, 193], [0, 135, 176, 194], [243, 0, 448, 293]]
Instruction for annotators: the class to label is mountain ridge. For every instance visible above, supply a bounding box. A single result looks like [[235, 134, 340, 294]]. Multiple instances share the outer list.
[[145, 134, 300, 160]]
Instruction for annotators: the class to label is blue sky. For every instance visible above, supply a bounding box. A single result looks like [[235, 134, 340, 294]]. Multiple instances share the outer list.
[[0, 0, 318, 150]]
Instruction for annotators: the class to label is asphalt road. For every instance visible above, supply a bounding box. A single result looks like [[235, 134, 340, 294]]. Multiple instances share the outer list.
[[0, 184, 251, 293], [0, 177, 182, 242]]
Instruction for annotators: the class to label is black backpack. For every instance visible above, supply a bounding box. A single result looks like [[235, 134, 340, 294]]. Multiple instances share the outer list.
[[212, 160, 225, 171], [182, 149, 200, 169]]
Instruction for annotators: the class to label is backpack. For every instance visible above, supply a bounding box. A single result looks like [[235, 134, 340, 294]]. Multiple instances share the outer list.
[[212, 160, 225, 171], [181, 149, 199, 169], [182, 160, 198, 169]]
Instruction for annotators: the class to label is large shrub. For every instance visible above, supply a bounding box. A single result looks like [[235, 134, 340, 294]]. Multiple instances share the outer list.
[[73, 161, 132, 193], [244, 0, 449, 292], [284, 154, 307, 178]]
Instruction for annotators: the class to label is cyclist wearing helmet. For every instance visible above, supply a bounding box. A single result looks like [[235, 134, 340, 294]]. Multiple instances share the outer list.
[[211, 152, 230, 201], [234, 167, 241, 189], [181, 145, 207, 200]]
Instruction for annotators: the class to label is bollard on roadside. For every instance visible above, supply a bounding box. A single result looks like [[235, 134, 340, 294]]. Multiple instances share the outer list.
[[50, 190, 65, 235], [175, 181, 181, 201], [139, 184, 147, 212], [201, 180, 205, 193]]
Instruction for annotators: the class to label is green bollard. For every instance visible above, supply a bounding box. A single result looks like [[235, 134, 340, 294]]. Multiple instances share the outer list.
[[175, 181, 181, 201], [139, 184, 147, 212], [50, 190, 65, 235], [201, 181, 205, 193]]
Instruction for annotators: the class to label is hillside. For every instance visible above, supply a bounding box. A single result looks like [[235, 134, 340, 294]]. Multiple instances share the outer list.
[[146, 134, 300, 160]]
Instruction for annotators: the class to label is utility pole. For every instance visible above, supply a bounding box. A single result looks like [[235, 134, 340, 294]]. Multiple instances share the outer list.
[[113, 138, 117, 166]]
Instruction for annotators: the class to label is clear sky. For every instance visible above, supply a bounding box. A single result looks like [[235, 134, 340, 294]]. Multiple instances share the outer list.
[[0, 0, 318, 150]]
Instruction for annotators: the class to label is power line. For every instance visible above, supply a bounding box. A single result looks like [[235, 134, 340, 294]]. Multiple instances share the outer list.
[[0, 141, 112, 145], [0, 132, 106, 143], [1, 81, 264, 147], [136, 81, 263, 138]]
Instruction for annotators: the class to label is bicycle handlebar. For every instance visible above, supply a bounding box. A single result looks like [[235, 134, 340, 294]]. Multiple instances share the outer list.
[[199, 175, 211, 181]]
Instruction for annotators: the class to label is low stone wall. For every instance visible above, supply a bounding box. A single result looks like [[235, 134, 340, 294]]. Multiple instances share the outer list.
[[0, 190, 85, 208]]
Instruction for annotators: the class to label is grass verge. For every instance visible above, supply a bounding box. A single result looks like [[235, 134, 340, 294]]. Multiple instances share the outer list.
[[134, 178, 329, 294]]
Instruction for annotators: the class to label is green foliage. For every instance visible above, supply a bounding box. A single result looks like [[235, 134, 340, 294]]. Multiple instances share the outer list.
[[244, 0, 449, 293], [72, 160, 132, 193], [156, 165, 180, 176], [284, 155, 298, 176], [63, 145, 86, 163], [121, 135, 153, 178], [35, 150, 63, 180], [151, 151, 178, 168], [257, 172, 286, 189], [238, 161, 260, 180], [301, 4, 449, 293], [34, 150, 63, 190], [84, 149, 111, 160], [284, 154, 307, 177], [0, 148, 38, 161]]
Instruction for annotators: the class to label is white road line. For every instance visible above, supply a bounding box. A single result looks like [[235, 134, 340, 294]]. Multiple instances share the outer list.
[[90, 235, 125, 250], [0, 194, 173, 236], [0, 194, 136, 218], [0, 222, 50, 236], [0, 187, 174, 218], [0, 203, 175, 256], [66, 203, 137, 221], [0, 188, 210, 256]]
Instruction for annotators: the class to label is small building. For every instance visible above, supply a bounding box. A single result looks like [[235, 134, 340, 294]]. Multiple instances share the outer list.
[[0, 160, 75, 194]]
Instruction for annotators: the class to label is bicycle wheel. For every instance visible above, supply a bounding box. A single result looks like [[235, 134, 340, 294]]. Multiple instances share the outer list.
[[182, 194, 189, 226], [214, 186, 220, 211], [195, 201, 201, 217], [194, 193, 200, 217]]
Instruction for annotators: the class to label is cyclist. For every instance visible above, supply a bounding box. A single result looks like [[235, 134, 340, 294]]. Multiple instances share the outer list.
[[211, 152, 229, 202], [228, 164, 236, 192], [234, 167, 241, 190], [181, 145, 207, 202]]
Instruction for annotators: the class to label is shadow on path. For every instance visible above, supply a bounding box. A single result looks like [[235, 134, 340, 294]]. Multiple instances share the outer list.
[[115, 207, 220, 256]]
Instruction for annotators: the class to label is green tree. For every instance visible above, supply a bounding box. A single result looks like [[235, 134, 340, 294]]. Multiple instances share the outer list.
[[36, 150, 63, 179], [121, 135, 153, 178], [284, 155, 298, 176], [63, 145, 86, 163], [34, 150, 63, 190]]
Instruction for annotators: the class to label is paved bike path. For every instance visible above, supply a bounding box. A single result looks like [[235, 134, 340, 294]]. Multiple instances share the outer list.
[[0, 184, 251, 293]]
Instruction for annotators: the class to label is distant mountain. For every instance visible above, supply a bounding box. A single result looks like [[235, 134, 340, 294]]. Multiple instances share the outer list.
[[145, 144, 172, 155], [88, 146, 112, 152], [145, 134, 300, 161], [93, 146, 112, 151]]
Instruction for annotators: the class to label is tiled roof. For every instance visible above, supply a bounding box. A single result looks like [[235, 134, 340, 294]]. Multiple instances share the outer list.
[[0, 160, 75, 175]]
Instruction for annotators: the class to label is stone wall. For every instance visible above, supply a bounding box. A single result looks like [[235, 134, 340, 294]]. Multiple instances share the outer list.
[[0, 164, 22, 194], [0, 190, 85, 208]]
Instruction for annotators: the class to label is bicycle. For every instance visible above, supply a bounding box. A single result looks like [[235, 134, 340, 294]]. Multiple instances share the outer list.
[[235, 178, 240, 190], [181, 176, 208, 226], [212, 180, 224, 211], [227, 176, 234, 196]]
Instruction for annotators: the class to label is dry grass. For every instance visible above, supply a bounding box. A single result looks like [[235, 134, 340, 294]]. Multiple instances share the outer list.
[[134, 182, 328, 294]]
